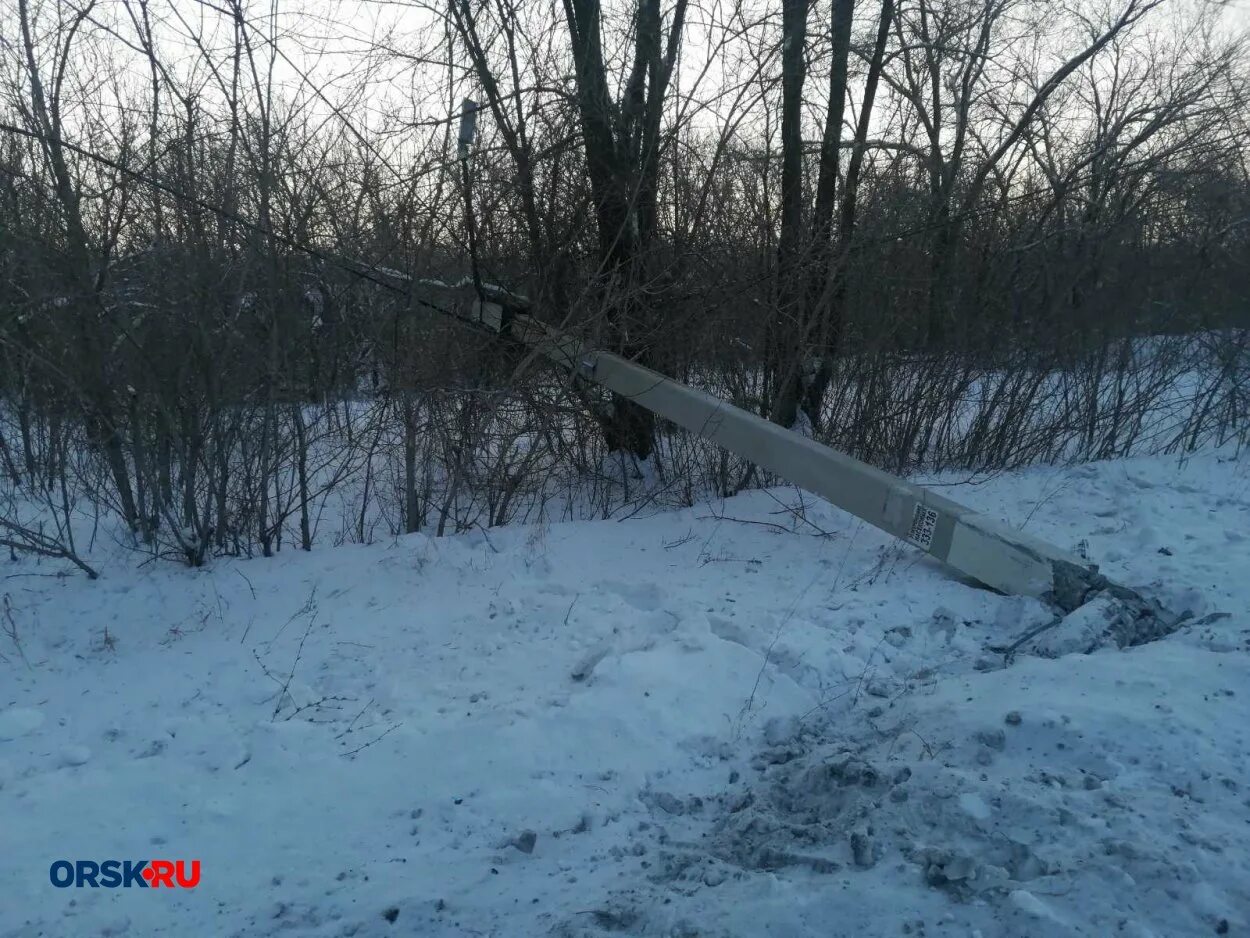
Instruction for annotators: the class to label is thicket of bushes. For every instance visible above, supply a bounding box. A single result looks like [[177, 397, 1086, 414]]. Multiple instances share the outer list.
[[1, 0, 1247, 572]]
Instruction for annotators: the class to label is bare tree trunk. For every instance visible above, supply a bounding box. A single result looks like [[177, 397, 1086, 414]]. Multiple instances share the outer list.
[[0, 427, 19, 488], [290, 404, 312, 550], [128, 392, 152, 542], [402, 391, 422, 534], [560, 0, 686, 460], [803, 0, 895, 428], [768, 0, 809, 428], [17, 0, 139, 531], [18, 395, 36, 486]]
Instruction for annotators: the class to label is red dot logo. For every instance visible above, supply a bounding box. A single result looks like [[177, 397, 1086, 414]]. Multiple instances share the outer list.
[[142, 866, 155, 882]]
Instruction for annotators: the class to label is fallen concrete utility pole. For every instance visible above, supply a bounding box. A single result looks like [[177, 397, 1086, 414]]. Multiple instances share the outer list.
[[408, 278, 1174, 629], [0, 114, 1168, 632]]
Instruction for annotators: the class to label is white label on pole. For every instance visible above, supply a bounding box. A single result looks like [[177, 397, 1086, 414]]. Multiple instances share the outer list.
[[908, 504, 940, 550]]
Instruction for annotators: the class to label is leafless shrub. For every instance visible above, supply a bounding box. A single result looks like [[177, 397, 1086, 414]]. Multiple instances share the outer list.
[[0, 0, 1245, 571]]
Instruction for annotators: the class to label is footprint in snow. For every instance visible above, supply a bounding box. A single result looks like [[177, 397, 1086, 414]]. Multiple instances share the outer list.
[[597, 580, 663, 612]]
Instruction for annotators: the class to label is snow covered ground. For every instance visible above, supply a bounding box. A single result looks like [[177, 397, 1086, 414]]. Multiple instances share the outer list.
[[1, 449, 1248, 937]]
